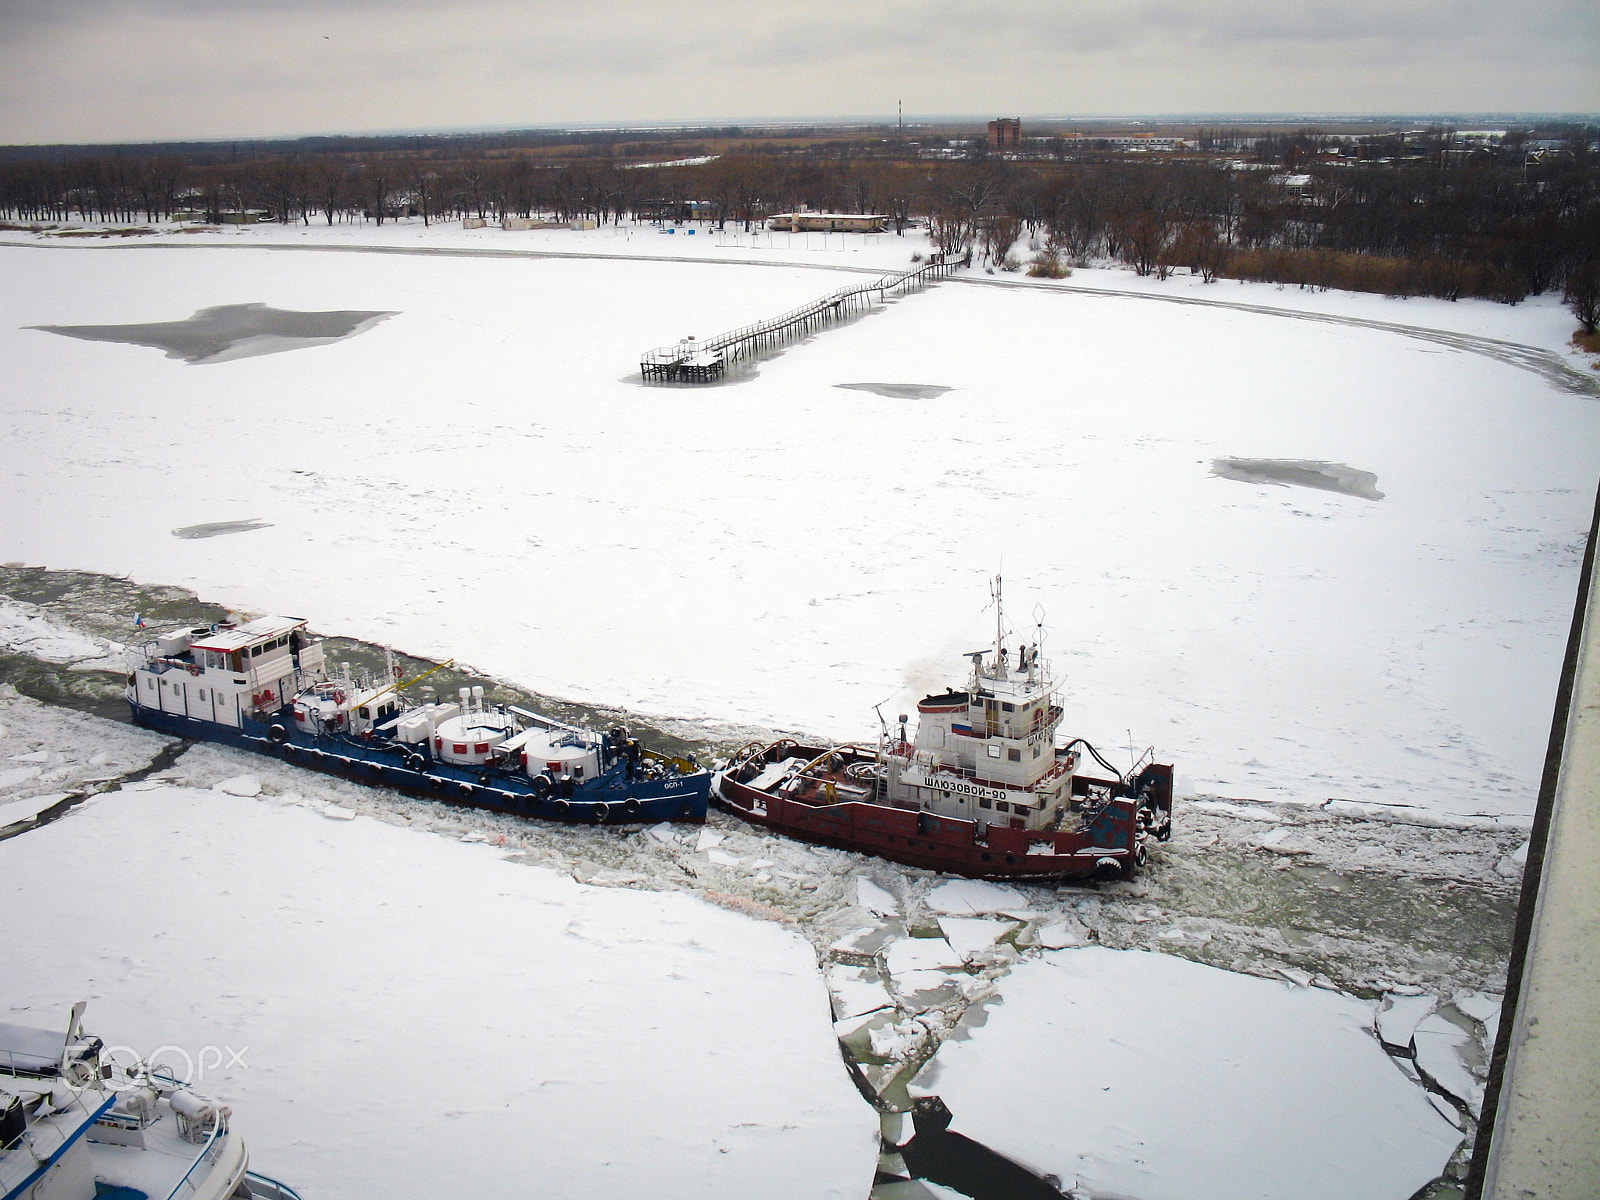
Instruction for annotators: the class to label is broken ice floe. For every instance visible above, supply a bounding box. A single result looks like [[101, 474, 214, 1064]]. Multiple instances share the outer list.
[[1255, 826, 1313, 855], [856, 876, 901, 915], [645, 821, 680, 844], [694, 828, 724, 852], [1455, 992, 1503, 1052], [1035, 918, 1091, 949], [1412, 1012, 1486, 1116], [827, 963, 894, 1021], [925, 879, 1025, 915], [1378, 993, 1439, 1052], [0, 792, 71, 829], [910, 947, 1460, 1200], [935, 917, 1014, 963], [0, 598, 122, 665]]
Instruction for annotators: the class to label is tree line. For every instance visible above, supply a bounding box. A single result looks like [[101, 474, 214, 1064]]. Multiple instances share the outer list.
[[1, 136, 1596, 317]]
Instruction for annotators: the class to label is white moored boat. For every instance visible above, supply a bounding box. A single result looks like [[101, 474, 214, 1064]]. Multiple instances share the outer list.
[[2, 1003, 298, 1200]]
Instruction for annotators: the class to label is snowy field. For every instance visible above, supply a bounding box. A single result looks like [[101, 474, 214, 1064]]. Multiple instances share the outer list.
[[3, 219, 1596, 826]]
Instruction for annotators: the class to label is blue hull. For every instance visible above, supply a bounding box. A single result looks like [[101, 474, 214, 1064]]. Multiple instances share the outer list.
[[129, 701, 709, 824]]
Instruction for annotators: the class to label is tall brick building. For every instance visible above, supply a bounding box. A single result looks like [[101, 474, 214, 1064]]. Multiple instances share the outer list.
[[988, 118, 1021, 149]]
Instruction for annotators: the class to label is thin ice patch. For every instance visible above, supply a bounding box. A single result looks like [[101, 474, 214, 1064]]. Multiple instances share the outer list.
[[172, 519, 273, 539], [29, 303, 397, 364], [835, 382, 953, 399], [1211, 457, 1385, 500]]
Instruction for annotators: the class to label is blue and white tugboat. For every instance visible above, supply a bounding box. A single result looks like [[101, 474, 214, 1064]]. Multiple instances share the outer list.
[[126, 616, 710, 823]]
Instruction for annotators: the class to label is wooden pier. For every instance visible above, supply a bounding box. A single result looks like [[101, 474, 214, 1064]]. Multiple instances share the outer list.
[[640, 255, 956, 383]]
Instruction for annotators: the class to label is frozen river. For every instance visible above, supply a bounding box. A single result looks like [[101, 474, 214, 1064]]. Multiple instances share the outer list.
[[3, 216, 1593, 1196], [3, 220, 1597, 825]]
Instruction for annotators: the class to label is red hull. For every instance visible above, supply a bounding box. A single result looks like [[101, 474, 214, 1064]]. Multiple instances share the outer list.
[[714, 744, 1171, 883]]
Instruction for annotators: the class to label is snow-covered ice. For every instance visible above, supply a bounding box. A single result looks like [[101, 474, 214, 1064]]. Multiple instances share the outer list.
[[910, 946, 1463, 1200], [0, 790, 69, 826], [2, 220, 1595, 826], [1, 216, 1584, 1197], [1412, 1012, 1487, 1116], [0, 780, 878, 1198], [1378, 992, 1440, 1051], [933, 916, 1014, 962], [857, 876, 901, 915], [924, 880, 1028, 916]]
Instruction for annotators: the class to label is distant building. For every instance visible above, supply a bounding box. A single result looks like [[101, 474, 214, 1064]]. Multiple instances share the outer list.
[[988, 118, 1022, 149], [1266, 173, 1316, 199], [635, 198, 716, 223], [768, 213, 888, 233], [1043, 133, 1190, 154]]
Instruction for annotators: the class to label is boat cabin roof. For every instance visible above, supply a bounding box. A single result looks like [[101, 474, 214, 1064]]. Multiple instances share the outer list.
[[189, 615, 306, 653]]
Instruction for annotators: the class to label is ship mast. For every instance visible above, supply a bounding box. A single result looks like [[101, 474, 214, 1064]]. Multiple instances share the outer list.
[[992, 574, 1004, 677]]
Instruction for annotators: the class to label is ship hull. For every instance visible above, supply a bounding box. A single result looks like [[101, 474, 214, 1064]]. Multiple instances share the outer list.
[[131, 700, 709, 824], [713, 742, 1169, 883]]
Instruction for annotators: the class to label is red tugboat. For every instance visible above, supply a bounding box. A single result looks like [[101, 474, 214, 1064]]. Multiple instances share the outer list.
[[714, 579, 1173, 881]]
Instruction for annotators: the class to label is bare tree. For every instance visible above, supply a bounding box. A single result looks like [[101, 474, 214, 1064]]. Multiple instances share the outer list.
[[311, 160, 349, 225], [979, 213, 1023, 268], [1566, 259, 1600, 334]]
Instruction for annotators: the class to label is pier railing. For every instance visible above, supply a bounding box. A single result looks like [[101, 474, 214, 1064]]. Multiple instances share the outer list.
[[640, 254, 956, 382]]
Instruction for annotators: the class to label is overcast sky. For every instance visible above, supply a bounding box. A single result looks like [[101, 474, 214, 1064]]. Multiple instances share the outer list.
[[2, 0, 1596, 145]]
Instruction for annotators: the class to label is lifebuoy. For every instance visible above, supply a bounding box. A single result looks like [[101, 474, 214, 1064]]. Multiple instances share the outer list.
[[594, 802, 610, 823]]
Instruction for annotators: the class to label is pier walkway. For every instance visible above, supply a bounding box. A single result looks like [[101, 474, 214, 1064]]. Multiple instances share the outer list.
[[640, 254, 956, 382]]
